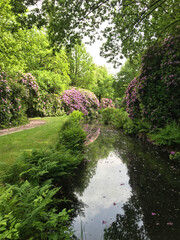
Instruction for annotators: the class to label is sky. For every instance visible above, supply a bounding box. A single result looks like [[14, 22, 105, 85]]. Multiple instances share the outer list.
[[83, 33, 126, 75], [84, 40, 119, 75]]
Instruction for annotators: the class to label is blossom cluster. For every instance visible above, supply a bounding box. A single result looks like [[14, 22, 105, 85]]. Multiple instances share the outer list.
[[60, 88, 100, 117], [100, 98, 115, 109]]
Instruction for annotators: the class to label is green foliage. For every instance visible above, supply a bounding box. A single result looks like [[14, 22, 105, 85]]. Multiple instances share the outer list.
[[3, 148, 82, 186], [113, 57, 141, 98], [0, 73, 28, 129], [100, 108, 135, 134], [68, 110, 84, 121], [126, 35, 180, 127], [32, 70, 69, 94], [0, 181, 72, 240], [2, 114, 86, 186], [0, 114, 86, 239], [92, 66, 114, 100], [15, 0, 179, 65], [0, 25, 71, 77], [67, 43, 95, 88], [149, 122, 180, 146], [100, 108, 115, 125], [169, 151, 180, 161], [57, 111, 86, 153], [0, 116, 68, 170]]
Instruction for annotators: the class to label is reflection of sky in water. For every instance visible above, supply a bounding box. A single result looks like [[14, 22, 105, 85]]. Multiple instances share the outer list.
[[73, 151, 132, 240]]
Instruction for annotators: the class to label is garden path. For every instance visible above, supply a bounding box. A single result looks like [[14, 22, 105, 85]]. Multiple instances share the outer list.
[[0, 120, 46, 136]]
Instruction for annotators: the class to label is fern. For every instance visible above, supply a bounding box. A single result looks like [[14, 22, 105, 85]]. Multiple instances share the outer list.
[[149, 121, 180, 146]]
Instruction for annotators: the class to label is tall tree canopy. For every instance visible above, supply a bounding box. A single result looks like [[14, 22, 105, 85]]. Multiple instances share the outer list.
[[10, 0, 180, 65], [113, 57, 141, 98], [67, 44, 95, 88]]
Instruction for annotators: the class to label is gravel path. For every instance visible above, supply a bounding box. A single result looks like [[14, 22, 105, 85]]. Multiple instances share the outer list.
[[0, 120, 46, 136]]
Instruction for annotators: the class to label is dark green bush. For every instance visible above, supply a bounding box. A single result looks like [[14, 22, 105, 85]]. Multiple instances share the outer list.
[[100, 107, 116, 125], [57, 111, 86, 153], [100, 108, 135, 134], [149, 121, 180, 146], [125, 35, 180, 128]]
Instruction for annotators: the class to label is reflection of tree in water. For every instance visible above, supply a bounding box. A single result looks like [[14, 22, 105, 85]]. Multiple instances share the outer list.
[[73, 127, 118, 195], [104, 194, 148, 240], [104, 132, 180, 240]]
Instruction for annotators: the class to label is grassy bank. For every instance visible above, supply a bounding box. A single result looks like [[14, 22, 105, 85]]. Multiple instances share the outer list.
[[0, 116, 68, 168]]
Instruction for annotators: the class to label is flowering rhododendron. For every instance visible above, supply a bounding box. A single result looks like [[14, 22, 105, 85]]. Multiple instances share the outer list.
[[125, 35, 180, 127], [0, 71, 27, 128], [100, 98, 115, 109], [0, 71, 64, 128], [60, 88, 100, 117]]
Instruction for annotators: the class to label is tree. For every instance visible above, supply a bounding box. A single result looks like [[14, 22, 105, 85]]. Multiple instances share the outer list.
[[67, 44, 95, 89], [92, 65, 114, 101], [13, 0, 179, 65], [113, 57, 141, 98]]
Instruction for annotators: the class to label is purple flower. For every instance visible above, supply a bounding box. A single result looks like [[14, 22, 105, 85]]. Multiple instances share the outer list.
[[167, 222, 174, 225], [152, 213, 157, 215]]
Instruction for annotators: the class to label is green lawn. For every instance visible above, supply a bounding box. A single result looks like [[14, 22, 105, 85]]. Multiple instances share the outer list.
[[0, 116, 67, 168]]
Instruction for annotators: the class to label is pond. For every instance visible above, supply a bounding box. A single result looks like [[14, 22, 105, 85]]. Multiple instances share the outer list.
[[70, 127, 180, 240]]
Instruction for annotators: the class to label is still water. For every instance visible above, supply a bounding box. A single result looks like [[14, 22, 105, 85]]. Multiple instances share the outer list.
[[71, 127, 180, 240]]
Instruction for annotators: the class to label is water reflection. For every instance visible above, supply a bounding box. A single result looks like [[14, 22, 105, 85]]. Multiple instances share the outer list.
[[72, 127, 180, 240]]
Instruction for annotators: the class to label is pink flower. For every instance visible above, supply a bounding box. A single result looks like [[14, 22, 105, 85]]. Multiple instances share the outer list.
[[167, 222, 174, 225], [102, 220, 107, 224], [170, 151, 175, 155], [152, 213, 156, 215]]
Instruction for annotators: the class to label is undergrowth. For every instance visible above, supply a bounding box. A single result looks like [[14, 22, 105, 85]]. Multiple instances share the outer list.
[[0, 111, 86, 239]]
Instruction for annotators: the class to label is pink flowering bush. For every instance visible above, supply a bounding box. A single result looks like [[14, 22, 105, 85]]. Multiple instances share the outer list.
[[60, 88, 100, 118], [0, 71, 64, 128], [36, 93, 64, 117], [100, 98, 115, 109], [17, 73, 41, 117], [0, 72, 27, 128], [17, 73, 64, 117], [125, 35, 180, 127]]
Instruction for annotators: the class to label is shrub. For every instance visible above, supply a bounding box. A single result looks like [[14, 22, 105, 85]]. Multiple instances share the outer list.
[[36, 92, 64, 117], [100, 108, 135, 134], [100, 108, 116, 125], [100, 98, 115, 109], [149, 121, 180, 146], [60, 88, 100, 118], [0, 72, 28, 129], [17, 72, 42, 117], [125, 35, 180, 127], [57, 111, 86, 153]]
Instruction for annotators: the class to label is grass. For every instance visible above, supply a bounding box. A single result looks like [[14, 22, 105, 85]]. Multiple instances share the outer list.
[[0, 116, 68, 169]]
